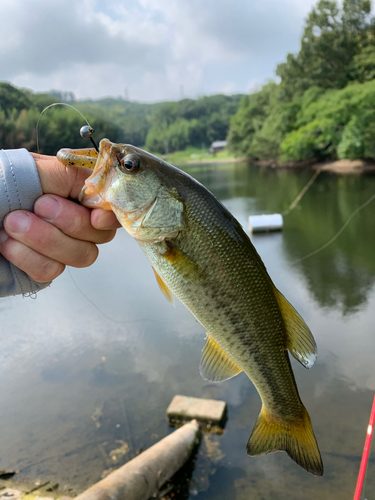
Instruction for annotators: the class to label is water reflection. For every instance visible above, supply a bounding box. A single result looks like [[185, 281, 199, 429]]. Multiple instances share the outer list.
[[1, 161, 375, 499], [282, 174, 375, 314]]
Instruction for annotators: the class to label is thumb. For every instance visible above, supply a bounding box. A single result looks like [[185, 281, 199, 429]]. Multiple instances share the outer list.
[[31, 152, 92, 199]]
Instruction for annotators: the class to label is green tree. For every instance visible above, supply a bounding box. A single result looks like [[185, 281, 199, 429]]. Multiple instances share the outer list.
[[280, 80, 375, 161], [277, 0, 372, 99], [0, 82, 32, 118], [349, 45, 375, 82], [227, 83, 278, 157]]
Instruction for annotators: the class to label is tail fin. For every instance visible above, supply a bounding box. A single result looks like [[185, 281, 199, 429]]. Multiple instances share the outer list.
[[246, 406, 323, 476]]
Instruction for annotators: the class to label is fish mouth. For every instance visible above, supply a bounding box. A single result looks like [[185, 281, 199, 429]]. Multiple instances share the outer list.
[[79, 139, 117, 209]]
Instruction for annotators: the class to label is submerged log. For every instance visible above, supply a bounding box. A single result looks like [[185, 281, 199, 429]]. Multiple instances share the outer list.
[[75, 420, 201, 500]]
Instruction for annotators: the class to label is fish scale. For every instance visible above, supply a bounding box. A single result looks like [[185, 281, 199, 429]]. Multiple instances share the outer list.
[[60, 138, 323, 476]]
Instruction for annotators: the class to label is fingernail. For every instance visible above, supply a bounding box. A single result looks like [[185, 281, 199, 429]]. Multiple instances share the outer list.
[[0, 230, 9, 244], [34, 195, 60, 221], [6, 211, 31, 234], [96, 210, 114, 229]]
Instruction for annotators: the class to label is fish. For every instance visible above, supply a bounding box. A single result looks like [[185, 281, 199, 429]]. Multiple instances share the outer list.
[[60, 138, 323, 476]]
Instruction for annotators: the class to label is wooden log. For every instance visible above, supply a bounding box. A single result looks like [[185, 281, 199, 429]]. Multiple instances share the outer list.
[[75, 420, 201, 500]]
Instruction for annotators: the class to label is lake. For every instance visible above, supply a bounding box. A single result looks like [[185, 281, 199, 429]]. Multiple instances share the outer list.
[[1, 161, 375, 499]]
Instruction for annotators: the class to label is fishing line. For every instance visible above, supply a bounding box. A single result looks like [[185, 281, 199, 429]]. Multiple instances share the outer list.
[[36, 105, 111, 320], [67, 267, 117, 322], [67, 267, 170, 325], [273, 166, 375, 264], [282, 168, 322, 217], [293, 192, 375, 264], [35, 102, 92, 154], [67, 267, 132, 324]]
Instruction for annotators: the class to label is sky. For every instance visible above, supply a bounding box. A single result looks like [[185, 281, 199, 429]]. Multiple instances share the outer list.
[[0, 0, 318, 102]]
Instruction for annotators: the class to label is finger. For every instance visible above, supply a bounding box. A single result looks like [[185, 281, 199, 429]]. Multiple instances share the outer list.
[[34, 195, 116, 244], [0, 231, 65, 283], [91, 208, 122, 231], [30, 153, 93, 199], [4, 211, 98, 268]]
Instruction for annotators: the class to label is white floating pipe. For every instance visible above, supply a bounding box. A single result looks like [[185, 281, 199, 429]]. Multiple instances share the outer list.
[[249, 213, 283, 233], [74, 420, 201, 500]]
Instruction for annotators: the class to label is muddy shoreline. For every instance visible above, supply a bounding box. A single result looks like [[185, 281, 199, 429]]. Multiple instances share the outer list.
[[255, 157, 375, 174], [178, 156, 375, 173]]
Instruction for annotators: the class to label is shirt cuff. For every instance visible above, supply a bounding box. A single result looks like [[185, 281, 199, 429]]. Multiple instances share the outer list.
[[0, 148, 43, 229]]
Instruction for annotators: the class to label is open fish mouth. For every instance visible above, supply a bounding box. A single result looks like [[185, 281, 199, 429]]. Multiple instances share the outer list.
[[79, 139, 119, 210]]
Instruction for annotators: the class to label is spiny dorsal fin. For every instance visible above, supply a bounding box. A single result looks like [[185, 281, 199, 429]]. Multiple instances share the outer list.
[[152, 267, 175, 307], [273, 286, 317, 369], [200, 334, 242, 382]]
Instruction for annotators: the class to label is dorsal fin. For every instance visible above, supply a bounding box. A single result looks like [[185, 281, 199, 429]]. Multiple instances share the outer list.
[[200, 334, 242, 382], [273, 286, 317, 369], [152, 267, 175, 307]]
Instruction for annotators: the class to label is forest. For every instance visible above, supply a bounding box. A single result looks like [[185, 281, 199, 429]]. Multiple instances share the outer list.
[[228, 0, 375, 162], [0, 82, 242, 156]]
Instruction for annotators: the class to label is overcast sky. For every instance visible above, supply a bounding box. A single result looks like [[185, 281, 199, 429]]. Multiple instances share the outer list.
[[0, 0, 318, 102]]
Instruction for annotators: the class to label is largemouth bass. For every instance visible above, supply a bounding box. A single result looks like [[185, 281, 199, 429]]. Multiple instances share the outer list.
[[65, 139, 323, 476]]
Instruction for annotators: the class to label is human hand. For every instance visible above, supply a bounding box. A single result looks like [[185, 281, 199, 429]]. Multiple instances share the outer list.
[[0, 153, 121, 283]]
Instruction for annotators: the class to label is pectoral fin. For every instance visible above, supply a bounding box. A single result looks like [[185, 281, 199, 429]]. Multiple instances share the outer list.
[[152, 267, 175, 307], [200, 334, 242, 382], [273, 286, 317, 369], [162, 243, 206, 284]]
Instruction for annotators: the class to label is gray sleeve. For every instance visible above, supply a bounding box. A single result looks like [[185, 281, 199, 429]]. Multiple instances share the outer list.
[[0, 149, 51, 297]]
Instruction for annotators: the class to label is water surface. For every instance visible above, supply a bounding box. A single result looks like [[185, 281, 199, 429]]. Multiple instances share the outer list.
[[1, 162, 375, 499]]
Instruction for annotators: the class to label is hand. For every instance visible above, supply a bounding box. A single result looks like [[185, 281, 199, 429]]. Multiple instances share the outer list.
[[0, 153, 121, 283]]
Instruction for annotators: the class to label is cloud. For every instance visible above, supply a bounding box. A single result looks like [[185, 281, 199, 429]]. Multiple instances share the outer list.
[[0, 0, 317, 101]]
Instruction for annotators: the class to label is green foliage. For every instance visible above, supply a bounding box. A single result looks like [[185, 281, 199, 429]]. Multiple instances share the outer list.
[[0, 82, 32, 118], [281, 118, 338, 161], [146, 95, 242, 153], [0, 82, 242, 155], [36, 108, 119, 155], [280, 80, 375, 160], [228, 83, 302, 159], [228, 0, 375, 162], [228, 83, 279, 157], [146, 118, 200, 154], [75, 98, 157, 146], [277, 0, 372, 99], [338, 109, 375, 158], [349, 45, 375, 82]]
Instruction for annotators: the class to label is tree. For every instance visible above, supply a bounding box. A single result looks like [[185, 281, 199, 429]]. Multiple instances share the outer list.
[[349, 45, 375, 82], [0, 82, 32, 118], [227, 83, 278, 157], [277, 0, 372, 99]]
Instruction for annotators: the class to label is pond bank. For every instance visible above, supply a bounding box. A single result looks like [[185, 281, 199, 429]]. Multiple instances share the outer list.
[[175, 156, 247, 165], [255, 157, 375, 174], [172, 153, 375, 173], [0, 478, 74, 500]]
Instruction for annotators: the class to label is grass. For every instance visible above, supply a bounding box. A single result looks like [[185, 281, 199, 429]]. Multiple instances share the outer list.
[[150, 147, 237, 164]]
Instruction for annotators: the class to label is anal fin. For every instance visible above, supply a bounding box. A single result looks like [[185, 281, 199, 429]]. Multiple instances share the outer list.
[[200, 334, 242, 382], [152, 267, 175, 307], [273, 286, 317, 369]]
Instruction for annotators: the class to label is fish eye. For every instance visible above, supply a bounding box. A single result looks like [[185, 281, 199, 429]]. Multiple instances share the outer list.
[[118, 154, 141, 174]]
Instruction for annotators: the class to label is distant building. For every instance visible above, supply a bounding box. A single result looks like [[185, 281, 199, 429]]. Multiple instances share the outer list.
[[209, 140, 227, 154]]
